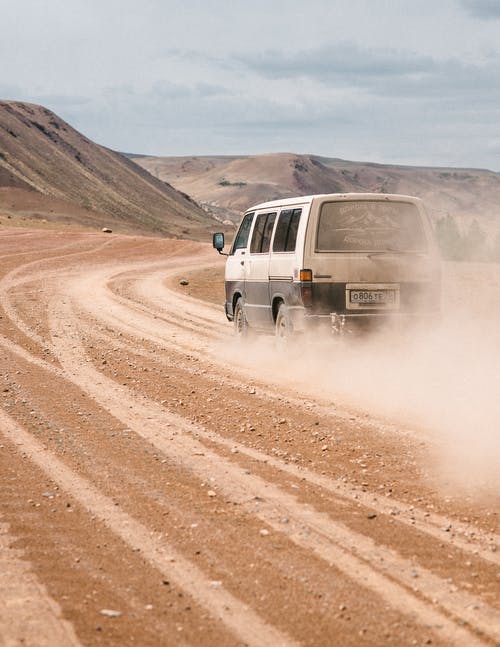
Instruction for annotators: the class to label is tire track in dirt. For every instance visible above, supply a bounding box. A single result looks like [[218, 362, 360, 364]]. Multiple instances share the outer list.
[[2, 252, 499, 568], [2, 254, 499, 566], [0, 231, 106, 262], [62, 264, 500, 562], [101, 264, 500, 548], [87, 313, 432, 448], [2, 237, 499, 645], [2, 323, 498, 574], [94, 265, 224, 342], [0, 409, 297, 647], [2, 327, 424, 646], [66, 262, 227, 358], [0, 521, 81, 647], [66, 262, 415, 444], [0, 237, 118, 354], [78, 323, 500, 565], [78, 260, 456, 442], [45, 297, 499, 646]]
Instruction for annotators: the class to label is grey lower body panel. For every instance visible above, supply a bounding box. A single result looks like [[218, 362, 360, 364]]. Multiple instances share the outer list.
[[224, 278, 302, 329], [224, 279, 440, 332]]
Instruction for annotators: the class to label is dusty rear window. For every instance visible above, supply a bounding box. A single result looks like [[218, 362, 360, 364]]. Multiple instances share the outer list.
[[316, 201, 427, 252]]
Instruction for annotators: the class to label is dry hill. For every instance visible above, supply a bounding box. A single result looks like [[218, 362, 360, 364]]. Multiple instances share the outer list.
[[135, 152, 500, 232], [0, 101, 219, 239]]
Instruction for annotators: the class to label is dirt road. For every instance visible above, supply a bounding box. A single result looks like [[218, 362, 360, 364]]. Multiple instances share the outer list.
[[0, 229, 498, 646]]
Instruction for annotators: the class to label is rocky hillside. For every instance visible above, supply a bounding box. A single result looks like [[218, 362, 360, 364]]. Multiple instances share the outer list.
[[134, 152, 500, 232], [0, 102, 218, 239]]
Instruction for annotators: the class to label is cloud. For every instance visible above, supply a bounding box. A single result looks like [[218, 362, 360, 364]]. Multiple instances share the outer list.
[[149, 80, 230, 100], [237, 42, 500, 103], [239, 42, 433, 83], [40, 72, 494, 171], [460, 0, 500, 18], [16, 32, 500, 170]]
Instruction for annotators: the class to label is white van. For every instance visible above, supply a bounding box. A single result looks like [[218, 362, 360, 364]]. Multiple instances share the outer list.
[[213, 193, 441, 338]]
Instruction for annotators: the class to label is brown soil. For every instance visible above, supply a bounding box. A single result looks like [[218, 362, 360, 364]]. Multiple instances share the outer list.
[[0, 229, 498, 647]]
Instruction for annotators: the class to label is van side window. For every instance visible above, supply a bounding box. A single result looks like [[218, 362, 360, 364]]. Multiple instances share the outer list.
[[273, 208, 302, 252], [231, 212, 254, 253], [250, 212, 277, 254]]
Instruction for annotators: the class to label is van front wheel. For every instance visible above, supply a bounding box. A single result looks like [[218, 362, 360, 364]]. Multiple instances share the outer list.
[[234, 297, 249, 338], [275, 303, 293, 345]]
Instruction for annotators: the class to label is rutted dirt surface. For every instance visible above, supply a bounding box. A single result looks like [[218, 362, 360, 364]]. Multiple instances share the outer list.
[[0, 229, 498, 646]]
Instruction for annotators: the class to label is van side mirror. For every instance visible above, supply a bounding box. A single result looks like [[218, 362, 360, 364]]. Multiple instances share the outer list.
[[213, 232, 227, 255]]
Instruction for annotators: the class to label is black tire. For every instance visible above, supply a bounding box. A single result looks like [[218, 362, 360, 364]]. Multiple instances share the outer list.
[[275, 302, 292, 346], [233, 297, 249, 338]]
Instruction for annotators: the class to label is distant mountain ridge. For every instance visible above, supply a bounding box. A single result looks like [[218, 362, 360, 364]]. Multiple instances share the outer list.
[[0, 101, 218, 239], [133, 152, 500, 233]]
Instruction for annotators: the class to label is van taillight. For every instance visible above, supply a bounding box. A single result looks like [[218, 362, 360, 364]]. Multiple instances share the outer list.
[[300, 268, 313, 307]]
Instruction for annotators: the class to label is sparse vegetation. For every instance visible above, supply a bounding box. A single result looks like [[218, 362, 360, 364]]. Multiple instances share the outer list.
[[0, 151, 6, 161], [30, 120, 58, 143], [434, 215, 500, 261], [293, 160, 308, 172], [489, 230, 500, 263], [439, 171, 473, 181], [218, 178, 247, 187], [32, 121, 49, 135]]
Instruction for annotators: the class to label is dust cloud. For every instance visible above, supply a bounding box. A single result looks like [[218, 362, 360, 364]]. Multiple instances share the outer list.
[[217, 261, 500, 497]]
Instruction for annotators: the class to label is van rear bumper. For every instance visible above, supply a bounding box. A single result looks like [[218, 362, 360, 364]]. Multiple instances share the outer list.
[[298, 310, 440, 334]]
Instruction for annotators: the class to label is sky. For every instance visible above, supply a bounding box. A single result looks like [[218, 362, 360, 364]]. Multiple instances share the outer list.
[[1, 0, 500, 170]]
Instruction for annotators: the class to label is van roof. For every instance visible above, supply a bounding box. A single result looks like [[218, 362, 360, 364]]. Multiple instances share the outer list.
[[245, 192, 422, 212]]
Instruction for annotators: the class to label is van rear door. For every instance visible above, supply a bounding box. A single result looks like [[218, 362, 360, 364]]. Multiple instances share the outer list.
[[305, 196, 440, 317]]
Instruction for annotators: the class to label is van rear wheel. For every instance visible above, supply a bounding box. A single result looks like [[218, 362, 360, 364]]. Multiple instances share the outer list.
[[275, 303, 292, 346]]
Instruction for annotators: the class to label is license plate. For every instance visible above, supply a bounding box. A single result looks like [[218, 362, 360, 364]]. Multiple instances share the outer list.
[[350, 290, 396, 305]]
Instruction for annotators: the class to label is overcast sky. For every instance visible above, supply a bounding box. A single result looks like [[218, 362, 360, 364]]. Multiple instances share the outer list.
[[1, 0, 500, 170]]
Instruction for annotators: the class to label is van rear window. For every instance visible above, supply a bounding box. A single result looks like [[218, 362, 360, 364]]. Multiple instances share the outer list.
[[316, 201, 427, 252]]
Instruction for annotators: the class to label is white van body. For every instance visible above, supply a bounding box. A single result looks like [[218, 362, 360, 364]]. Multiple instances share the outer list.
[[221, 193, 440, 335]]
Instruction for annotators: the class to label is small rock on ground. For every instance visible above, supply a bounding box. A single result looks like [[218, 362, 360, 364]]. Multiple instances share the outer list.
[[100, 609, 122, 617]]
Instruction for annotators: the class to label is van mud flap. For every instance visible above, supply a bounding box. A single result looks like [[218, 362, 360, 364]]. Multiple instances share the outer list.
[[330, 313, 346, 336]]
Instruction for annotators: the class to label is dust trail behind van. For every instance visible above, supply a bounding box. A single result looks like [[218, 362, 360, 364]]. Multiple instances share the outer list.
[[213, 193, 441, 338]]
